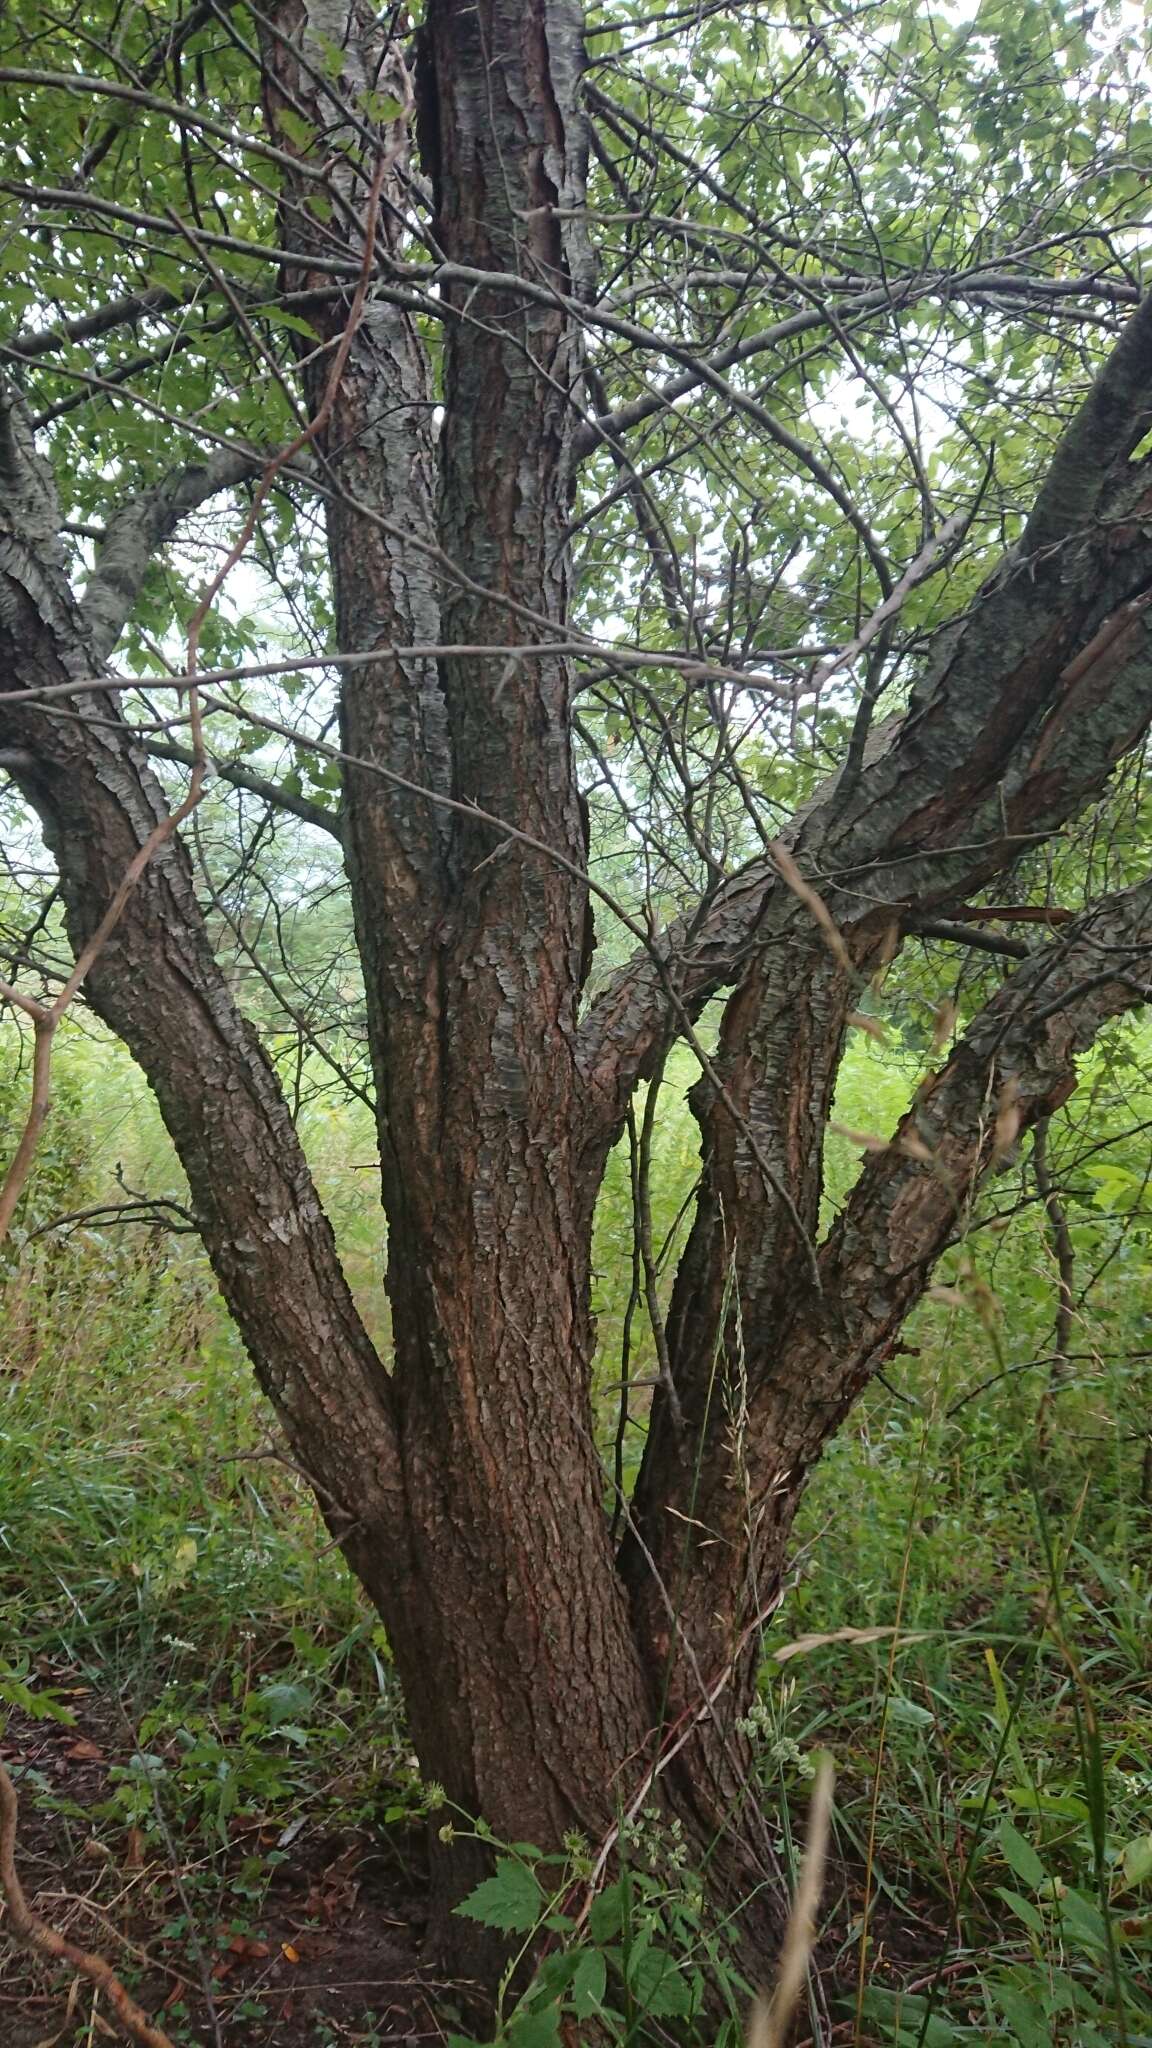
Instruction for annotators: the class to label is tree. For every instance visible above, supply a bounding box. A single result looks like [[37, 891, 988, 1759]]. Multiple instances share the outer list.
[[2, 0, 1152, 1989]]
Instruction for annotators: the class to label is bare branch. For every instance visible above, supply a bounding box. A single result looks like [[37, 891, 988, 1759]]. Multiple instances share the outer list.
[[7, 285, 189, 359], [141, 735, 342, 836], [907, 917, 1031, 961], [80, 448, 265, 662]]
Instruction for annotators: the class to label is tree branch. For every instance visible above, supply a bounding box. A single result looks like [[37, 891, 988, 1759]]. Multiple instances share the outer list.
[[769, 873, 1152, 1474], [578, 291, 1152, 1158], [80, 447, 265, 662], [140, 735, 342, 836], [1022, 288, 1152, 555], [7, 285, 189, 359], [907, 918, 1031, 961], [0, 1763, 176, 2048], [0, 377, 401, 1558]]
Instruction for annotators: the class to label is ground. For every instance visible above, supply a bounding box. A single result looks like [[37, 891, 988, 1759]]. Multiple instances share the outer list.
[[0, 1683, 930, 2048], [1, 1691, 442, 2047]]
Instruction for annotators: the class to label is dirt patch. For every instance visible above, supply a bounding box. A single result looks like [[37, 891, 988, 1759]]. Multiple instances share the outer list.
[[0, 1695, 450, 2045]]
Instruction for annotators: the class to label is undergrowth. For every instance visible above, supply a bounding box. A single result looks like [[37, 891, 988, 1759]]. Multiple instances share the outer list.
[[2, 1024, 1151, 2043]]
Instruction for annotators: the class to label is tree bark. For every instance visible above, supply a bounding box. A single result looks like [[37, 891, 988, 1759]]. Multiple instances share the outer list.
[[7, 0, 1152, 2009], [0, 381, 402, 1587], [260, 0, 656, 1947], [615, 299, 1152, 1705]]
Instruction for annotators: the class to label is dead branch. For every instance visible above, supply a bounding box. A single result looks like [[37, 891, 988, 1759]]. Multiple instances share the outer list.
[[0, 1764, 176, 2048]]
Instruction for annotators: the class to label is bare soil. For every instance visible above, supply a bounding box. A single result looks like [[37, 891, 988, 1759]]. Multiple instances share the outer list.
[[0, 1694, 452, 2046]]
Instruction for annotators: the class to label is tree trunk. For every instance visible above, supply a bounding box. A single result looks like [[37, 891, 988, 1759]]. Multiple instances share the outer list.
[[6, 0, 1152, 2011], [263, 0, 662, 1957]]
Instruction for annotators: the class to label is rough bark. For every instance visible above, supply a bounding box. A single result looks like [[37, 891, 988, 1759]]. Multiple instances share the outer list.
[[6, 0, 1152, 2006], [0, 382, 402, 1582], [622, 883, 1152, 1734], [261, 0, 656, 1923], [615, 301, 1152, 1705]]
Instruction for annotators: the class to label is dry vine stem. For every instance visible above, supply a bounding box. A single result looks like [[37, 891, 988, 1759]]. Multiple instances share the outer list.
[[0, 134, 392, 2048]]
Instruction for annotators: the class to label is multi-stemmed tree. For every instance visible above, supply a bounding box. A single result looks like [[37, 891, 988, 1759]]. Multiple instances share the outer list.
[[3, 0, 1152, 1980]]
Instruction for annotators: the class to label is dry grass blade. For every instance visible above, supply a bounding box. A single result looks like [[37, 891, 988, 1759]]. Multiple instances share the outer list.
[[931, 997, 958, 1052], [829, 1120, 888, 1153], [993, 1075, 1023, 1162], [747, 1753, 835, 2048], [770, 1624, 927, 1665], [768, 841, 851, 969]]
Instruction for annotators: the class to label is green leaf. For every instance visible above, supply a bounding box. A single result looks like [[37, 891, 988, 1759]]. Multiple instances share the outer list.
[[571, 1947, 607, 2018], [275, 108, 315, 149], [506, 2005, 562, 2048], [527, 1953, 579, 2004], [587, 1880, 625, 1942], [999, 1818, 1047, 1891], [994, 1886, 1046, 1936], [312, 31, 348, 78], [1005, 1787, 1091, 1821], [361, 88, 403, 123], [0, 1676, 76, 1725], [1122, 1835, 1152, 1888], [626, 1939, 695, 2018], [252, 1681, 313, 1727], [994, 1980, 1054, 2046], [886, 1694, 935, 1726], [453, 1858, 543, 1934], [855, 1987, 965, 2044], [1058, 1888, 1108, 1952]]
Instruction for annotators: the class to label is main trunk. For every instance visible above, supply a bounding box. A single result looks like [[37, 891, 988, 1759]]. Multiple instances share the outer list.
[[8, 0, 1152, 2014], [258, 0, 668, 1960]]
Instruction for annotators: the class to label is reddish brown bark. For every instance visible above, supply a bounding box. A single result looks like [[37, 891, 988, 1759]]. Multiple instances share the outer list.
[[5, 0, 1152, 2002], [260, 0, 656, 1919]]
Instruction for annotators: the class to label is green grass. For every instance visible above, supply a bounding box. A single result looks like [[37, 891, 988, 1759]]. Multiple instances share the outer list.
[[2, 1018, 1152, 2043]]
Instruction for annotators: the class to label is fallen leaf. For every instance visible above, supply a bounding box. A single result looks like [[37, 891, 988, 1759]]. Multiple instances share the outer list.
[[227, 1934, 270, 1959]]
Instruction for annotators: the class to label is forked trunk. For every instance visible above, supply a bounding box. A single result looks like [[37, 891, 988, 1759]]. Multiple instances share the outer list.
[[6, 0, 1152, 2017]]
